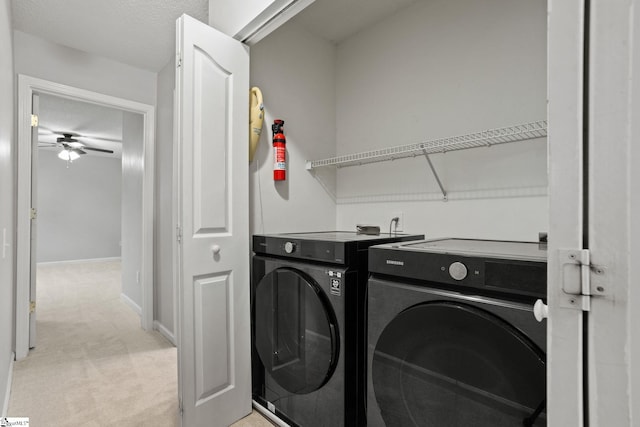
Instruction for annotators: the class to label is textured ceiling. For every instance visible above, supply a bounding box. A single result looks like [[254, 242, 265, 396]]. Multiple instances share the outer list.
[[11, 0, 209, 71], [290, 0, 419, 44], [11, 0, 418, 73], [38, 94, 126, 158]]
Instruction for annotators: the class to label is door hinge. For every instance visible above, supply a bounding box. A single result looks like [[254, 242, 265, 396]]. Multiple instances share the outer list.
[[31, 114, 38, 127], [30, 208, 37, 220], [176, 53, 182, 68], [560, 249, 609, 311], [30, 301, 36, 313], [176, 225, 182, 244], [179, 398, 183, 417]]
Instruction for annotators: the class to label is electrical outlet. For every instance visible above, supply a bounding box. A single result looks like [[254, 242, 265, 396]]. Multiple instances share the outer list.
[[391, 211, 404, 232]]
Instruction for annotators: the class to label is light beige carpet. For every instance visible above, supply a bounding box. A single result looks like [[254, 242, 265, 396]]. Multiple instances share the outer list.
[[7, 260, 274, 427]]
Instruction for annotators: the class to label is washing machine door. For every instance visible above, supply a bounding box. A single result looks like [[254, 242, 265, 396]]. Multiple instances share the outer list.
[[372, 301, 546, 426], [254, 267, 339, 395]]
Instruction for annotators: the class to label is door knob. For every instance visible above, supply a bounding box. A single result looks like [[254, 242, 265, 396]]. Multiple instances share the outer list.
[[212, 245, 221, 255], [533, 299, 548, 322]]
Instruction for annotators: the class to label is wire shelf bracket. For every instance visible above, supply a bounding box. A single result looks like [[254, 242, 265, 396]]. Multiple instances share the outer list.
[[423, 149, 448, 201]]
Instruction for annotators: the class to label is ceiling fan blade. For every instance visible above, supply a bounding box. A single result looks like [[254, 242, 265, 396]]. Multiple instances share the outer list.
[[82, 146, 114, 154], [57, 135, 78, 143], [72, 148, 87, 155], [63, 132, 121, 143], [52, 130, 79, 137], [78, 136, 123, 144]]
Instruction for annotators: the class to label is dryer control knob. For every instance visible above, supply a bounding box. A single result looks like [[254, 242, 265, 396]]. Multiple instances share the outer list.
[[449, 262, 468, 281], [284, 241, 296, 254]]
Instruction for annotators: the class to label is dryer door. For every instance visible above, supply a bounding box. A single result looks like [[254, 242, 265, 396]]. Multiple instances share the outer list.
[[372, 301, 546, 426], [254, 267, 339, 395]]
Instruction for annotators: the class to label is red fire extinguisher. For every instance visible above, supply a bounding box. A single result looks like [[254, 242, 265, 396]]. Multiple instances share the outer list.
[[272, 119, 286, 181]]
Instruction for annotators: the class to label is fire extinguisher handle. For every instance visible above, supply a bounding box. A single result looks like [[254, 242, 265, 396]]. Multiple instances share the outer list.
[[272, 119, 284, 135], [272, 119, 286, 181]]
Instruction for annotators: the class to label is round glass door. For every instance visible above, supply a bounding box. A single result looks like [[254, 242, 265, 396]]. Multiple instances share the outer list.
[[373, 302, 546, 426], [254, 267, 339, 395]]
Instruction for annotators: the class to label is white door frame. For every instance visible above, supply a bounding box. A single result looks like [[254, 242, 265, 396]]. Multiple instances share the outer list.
[[546, 0, 587, 424], [16, 75, 156, 360], [586, 0, 638, 423]]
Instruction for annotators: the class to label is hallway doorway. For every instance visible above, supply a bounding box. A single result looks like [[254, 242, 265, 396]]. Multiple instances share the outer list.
[[16, 75, 156, 359]]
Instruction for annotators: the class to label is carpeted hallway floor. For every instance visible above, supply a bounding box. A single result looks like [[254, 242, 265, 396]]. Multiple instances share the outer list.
[[7, 260, 274, 427]]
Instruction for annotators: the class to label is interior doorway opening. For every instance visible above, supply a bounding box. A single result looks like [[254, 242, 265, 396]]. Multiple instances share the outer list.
[[35, 92, 144, 316], [16, 75, 156, 360]]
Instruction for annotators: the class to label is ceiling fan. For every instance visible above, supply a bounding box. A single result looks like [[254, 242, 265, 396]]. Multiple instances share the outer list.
[[38, 132, 116, 162]]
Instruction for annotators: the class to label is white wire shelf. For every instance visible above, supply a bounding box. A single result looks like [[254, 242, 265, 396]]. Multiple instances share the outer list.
[[305, 120, 547, 170]]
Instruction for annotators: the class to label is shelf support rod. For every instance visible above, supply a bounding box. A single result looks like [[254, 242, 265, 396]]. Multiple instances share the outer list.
[[423, 149, 447, 201]]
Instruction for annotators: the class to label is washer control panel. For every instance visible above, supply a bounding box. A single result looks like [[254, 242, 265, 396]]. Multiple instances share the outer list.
[[369, 247, 547, 298], [448, 261, 468, 281]]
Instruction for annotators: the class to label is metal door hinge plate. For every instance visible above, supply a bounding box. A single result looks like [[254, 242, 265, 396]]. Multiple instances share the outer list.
[[30, 301, 36, 313], [560, 248, 610, 311], [31, 114, 38, 127], [30, 208, 37, 220], [176, 225, 182, 243]]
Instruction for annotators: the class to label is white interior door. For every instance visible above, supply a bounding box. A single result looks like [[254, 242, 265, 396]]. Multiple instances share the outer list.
[[29, 93, 39, 349], [547, 0, 586, 424], [175, 14, 251, 427]]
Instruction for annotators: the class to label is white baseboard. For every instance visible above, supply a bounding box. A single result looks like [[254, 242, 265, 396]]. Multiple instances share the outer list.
[[2, 352, 14, 417], [120, 293, 142, 316], [38, 257, 121, 267], [153, 321, 176, 346]]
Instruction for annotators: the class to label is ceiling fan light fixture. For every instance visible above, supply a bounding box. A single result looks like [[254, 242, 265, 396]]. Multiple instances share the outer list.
[[58, 149, 80, 161]]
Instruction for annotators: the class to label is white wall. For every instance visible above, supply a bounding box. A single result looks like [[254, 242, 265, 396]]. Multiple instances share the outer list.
[[121, 112, 144, 311], [37, 150, 122, 263], [249, 23, 337, 234], [154, 59, 175, 339], [0, 0, 14, 415], [13, 30, 157, 312], [13, 30, 156, 105], [334, 0, 548, 241]]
